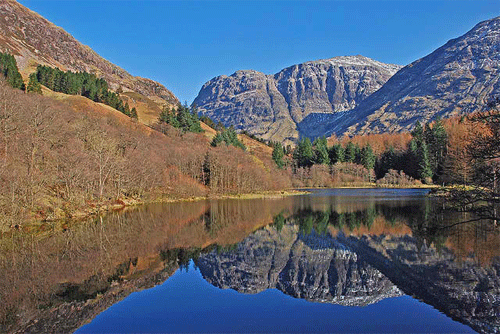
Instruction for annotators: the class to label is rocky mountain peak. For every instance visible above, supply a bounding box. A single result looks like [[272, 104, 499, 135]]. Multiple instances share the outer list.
[[194, 56, 401, 144]]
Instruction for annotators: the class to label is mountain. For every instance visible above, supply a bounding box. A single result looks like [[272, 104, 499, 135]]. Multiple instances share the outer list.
[[193, 56, 401, 144], [0, 0, 178, 118], [315, 16, 500, 137]]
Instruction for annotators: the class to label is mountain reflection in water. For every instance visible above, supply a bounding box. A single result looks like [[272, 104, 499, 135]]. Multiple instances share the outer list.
[[1, 189, 499, 333]]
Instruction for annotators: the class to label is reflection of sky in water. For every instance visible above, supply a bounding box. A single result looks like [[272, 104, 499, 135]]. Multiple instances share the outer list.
[[77, 261, 473, 334]]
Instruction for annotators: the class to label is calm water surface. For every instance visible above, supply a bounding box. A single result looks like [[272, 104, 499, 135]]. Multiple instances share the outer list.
[[1, 189, 499, 333]]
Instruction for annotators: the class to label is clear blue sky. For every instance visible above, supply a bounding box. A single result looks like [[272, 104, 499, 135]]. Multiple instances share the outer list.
[[17, 0, 500, 103]]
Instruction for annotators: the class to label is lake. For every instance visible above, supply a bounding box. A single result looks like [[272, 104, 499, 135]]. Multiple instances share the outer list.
[[1, 189, 499, 333]]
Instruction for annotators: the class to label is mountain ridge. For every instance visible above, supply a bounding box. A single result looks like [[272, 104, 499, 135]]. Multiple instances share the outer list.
[[313, 15, 500, 137], [0, 0, 178, 108], [195, 16, 500, 142], [194, 55, 401, 144]]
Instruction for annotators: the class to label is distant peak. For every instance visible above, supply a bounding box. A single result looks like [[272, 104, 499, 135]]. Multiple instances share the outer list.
[[302, 55, 402, 73]]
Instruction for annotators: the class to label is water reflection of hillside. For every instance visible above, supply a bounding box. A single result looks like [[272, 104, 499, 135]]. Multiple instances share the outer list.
[[0, 192, 498, 334], [0, 198, 293, 333]]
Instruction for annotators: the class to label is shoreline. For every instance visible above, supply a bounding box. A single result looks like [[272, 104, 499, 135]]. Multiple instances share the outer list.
[[8, 189, 308, 233], [7, 185, 439, 233]]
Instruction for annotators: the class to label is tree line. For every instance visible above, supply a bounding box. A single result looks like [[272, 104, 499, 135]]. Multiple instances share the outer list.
[[34, 65, 137, 118], [0, 52, 138, 119], [157, 103, 203, 133], [154, 103, 246, 152], [269, 118, 450, 186], [211, 125, 246, 150], [375, 119, 447, 183]]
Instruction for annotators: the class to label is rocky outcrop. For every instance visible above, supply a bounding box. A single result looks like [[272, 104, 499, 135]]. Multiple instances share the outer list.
[[197, 224, 402, 306], [193, 56, 401, 144], [0, 0, 178, 106], [316, 16, 500, 137]]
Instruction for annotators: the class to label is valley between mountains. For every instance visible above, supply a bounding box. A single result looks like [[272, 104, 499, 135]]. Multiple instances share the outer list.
[[0, 0, 499, 230]]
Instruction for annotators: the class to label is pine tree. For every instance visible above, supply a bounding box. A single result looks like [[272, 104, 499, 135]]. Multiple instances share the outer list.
[[313, 136, 330, 165], [418, 141, 433, 182], [404, 139, 420, 179], [210, 127, 246, 150], [354, 143, 363, 164], [211, 133, 223, 147], [329, 144, 345, 164], [294, 138, 314, 167], [376, 146, 397, 178], [130, 107, 138, 120], [429, 117, 447, 179], [345, 142, 356, 163], [361, 144, 376, 170], [272, 142, 285, 169], [27, 73, 42, 94], [412, 120, 424, 143], [0, 52, 25, 90]]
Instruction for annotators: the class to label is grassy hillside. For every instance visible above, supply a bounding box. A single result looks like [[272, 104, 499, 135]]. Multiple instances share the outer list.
[[119, 91, 163, 125]]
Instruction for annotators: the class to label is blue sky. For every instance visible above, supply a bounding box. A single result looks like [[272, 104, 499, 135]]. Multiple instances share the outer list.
[[18, 1, 500, 103]]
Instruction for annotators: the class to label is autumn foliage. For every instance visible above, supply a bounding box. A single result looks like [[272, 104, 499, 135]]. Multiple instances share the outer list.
[[0, 81, 290, 229]]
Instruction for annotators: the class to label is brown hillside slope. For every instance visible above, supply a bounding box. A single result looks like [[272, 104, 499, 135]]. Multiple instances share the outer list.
[[0, 82, 290, 230], [0, 0, 178, 110]]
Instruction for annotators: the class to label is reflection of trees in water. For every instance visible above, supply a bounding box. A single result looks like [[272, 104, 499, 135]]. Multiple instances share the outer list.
[[1, 194, 498, 333], [272, 200, 500, 263], [273, 203, 422, 233], [0, 197, 291, 333]]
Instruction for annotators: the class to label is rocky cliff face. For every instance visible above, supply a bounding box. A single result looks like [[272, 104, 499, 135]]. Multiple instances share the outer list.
[[197, 224, 402, 306], [314, 16, 500, 137], [0, 0, 178, 106], [193, 56, 401, 144]]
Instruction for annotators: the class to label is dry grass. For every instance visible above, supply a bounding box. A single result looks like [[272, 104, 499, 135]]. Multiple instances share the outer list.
[[120, 91, 164, 125]]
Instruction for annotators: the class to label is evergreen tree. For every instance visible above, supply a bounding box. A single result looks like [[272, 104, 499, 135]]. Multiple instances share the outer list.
[[412, 120, 424, 143], [404, 139, 420, 179], [27, 73, 42, 94], [313, 136, 330, 165], [210, 133, 223, 147], [210, 126, 246, 150], [272, 142, 285, 169], [429, 118, 447, 180], [188, 106, 203, 133], [418, 141, 433, 181], [130, 107, 138, 120], [354, 143, 363, 164], [361, 144, 376, 170], [0, 52, 25, 90], [34, 65, 139, 118], [345, 142, 357, 163], [329, 144, 345, 164], [294, 138, 314, 168], [159, 106, 180, 128], [376, 146, 398, 178]]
